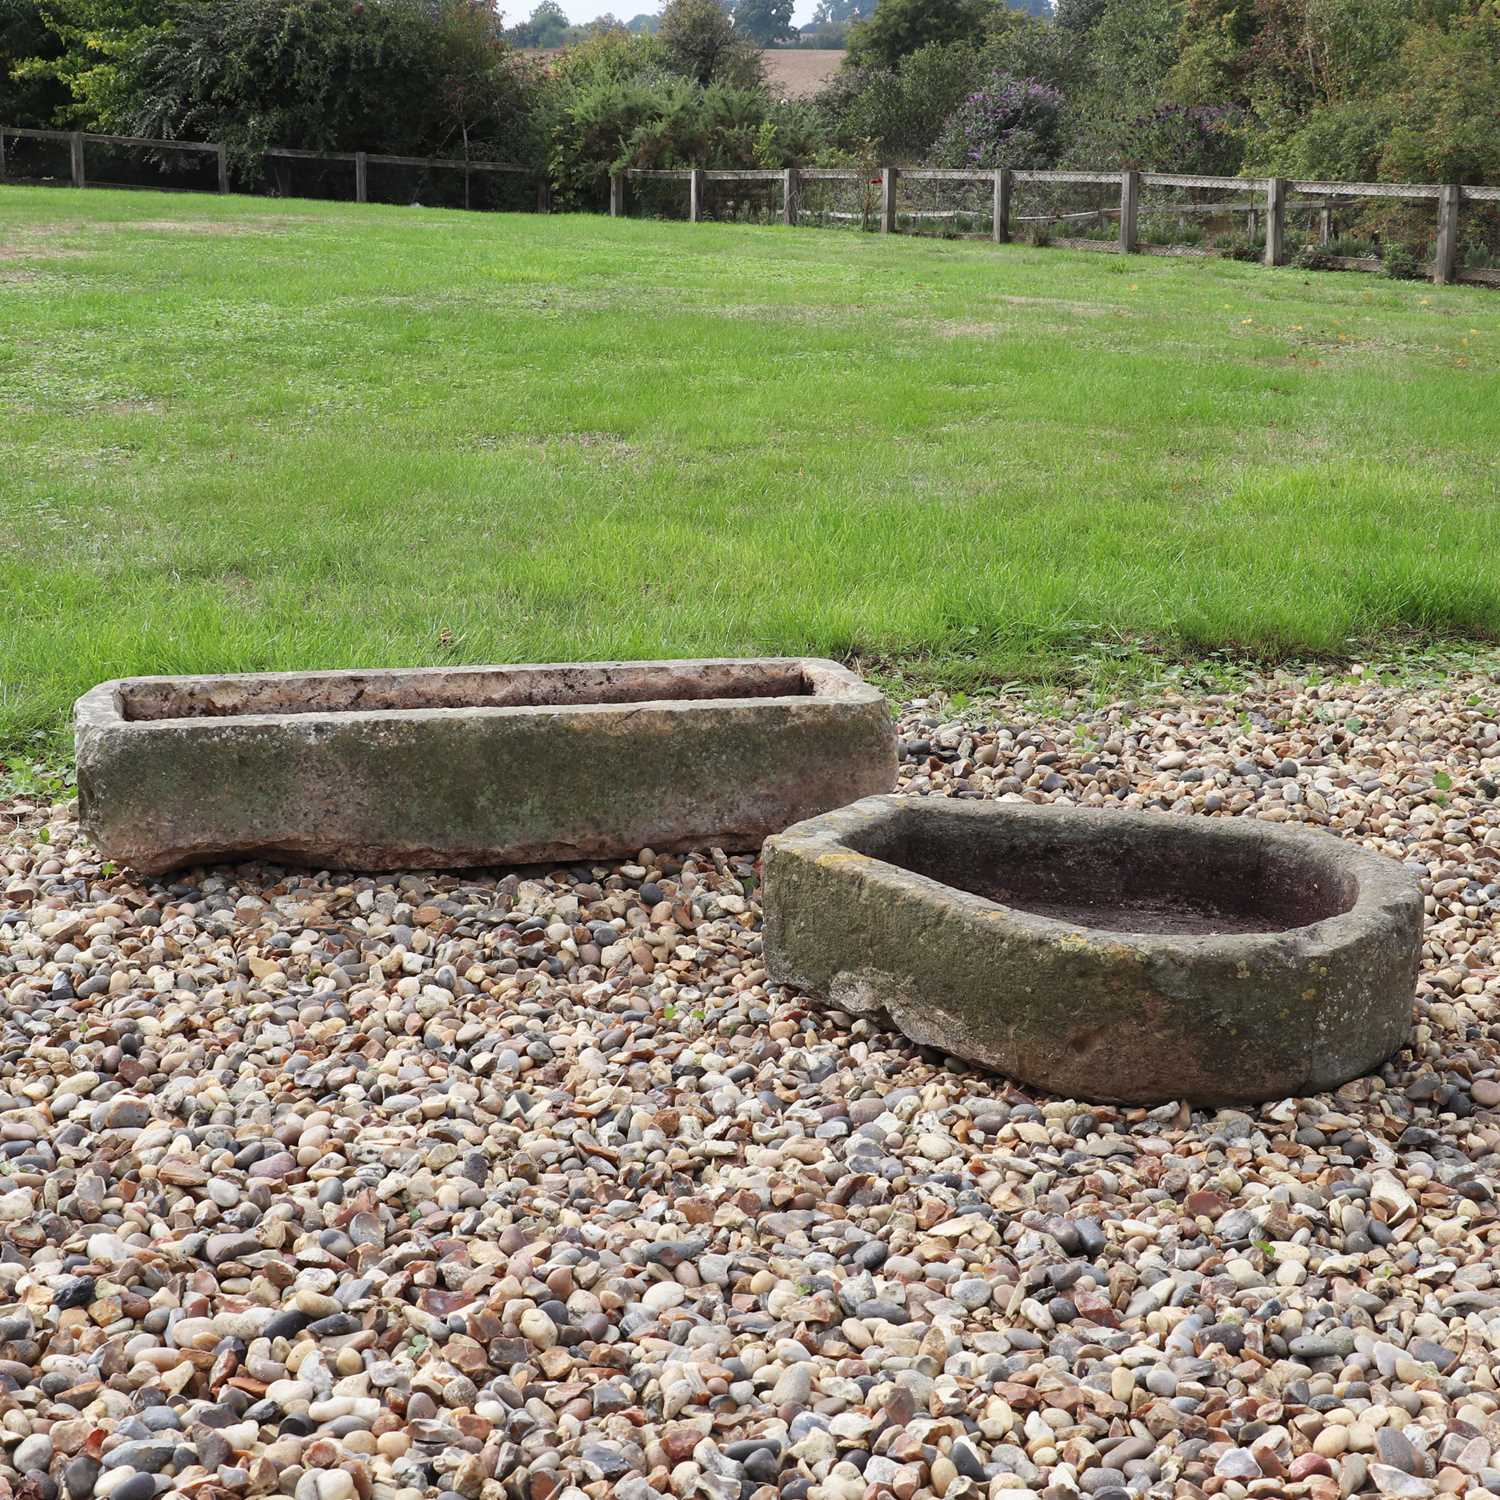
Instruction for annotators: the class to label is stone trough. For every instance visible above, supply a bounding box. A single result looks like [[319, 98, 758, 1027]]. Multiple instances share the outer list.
[[74, 658, 895, 875], [762, 796, 1422, 1104]]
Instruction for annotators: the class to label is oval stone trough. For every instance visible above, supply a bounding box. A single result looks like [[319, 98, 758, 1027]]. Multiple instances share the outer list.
[[761, 796, 1423, 1104]]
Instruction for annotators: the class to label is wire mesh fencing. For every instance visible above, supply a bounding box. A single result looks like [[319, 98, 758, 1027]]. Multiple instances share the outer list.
[[795, 169, 878, 233], [1010, 171, 1123, 250], [618, 171, 689, 221], [700, 171, 784, 226], [364, 158, 537, 212], [1135, 174, 1265, 259], [1459, 191, 1500, 283], [1282, 180, 1440, 276], [0, 129, 74, 186], [73, 136, 221, 194], [895, 171, 997, 239], [1, 128, 545, 216]]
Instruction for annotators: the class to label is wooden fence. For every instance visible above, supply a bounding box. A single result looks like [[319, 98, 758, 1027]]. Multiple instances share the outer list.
[[0, 126, 547, 210], [5, 125, 1497, 287], [613, 166, 1500, 287]]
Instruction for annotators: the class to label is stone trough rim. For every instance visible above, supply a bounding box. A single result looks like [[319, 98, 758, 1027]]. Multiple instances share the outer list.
[[74, 655, 886, 731], [772, 793, 1415, 951]]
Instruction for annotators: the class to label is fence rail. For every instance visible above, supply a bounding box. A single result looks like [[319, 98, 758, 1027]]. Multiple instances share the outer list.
[[4, 123, 1496, 288], [615, 164, 1499, 286], [0, 125, 544, 209]]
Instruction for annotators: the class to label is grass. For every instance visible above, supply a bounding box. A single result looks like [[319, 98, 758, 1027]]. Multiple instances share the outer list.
[[1, 185, 1498, 763]]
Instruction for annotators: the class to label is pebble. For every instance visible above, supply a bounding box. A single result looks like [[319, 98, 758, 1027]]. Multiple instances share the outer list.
[[0, 654, 1494, 1498]]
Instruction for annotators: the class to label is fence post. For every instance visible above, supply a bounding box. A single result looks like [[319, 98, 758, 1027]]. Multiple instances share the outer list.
[[1318, 201, 1331, 245], [355, 151, 368, 204], [610, 172, 625, 218], [689, 167, 704, 223], [536, 176, 551, 214], [992, 167, 1010, 243], [0, 128, 7, 182], [70, 131, 85, 189], [783, 166, 798, 227], [1119, 169, 1139, 254], [1434, 182, 1460, 286], [216, 144, 229, 194], [880, 167, 897, 234], [1264, 177, 1286, 266]]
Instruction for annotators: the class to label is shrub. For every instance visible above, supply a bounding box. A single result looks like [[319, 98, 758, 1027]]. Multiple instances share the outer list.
[[815, 40, 981, 160], [1113, 102, 1241, 175], [115, 0, 538, 170], [1381, 242, 1424, 281], [929, 70, 1062, 169], [1211, 232, 1262, 261]]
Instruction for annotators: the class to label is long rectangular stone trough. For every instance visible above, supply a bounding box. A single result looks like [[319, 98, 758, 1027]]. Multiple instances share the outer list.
[[74, 658, 896, 875]]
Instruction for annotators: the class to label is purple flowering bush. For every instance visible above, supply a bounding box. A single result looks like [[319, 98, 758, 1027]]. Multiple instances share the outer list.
[[1113, 103, 1242, 175], [930, 73, 1064, 170]]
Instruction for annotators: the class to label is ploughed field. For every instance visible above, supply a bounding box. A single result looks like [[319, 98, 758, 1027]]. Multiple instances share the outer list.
[[2, 187, 1500, 756]]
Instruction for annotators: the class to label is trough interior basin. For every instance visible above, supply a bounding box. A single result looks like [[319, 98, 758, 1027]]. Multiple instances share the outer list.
[[846, 805, 1357, 936], [119, 661, 819, 721]]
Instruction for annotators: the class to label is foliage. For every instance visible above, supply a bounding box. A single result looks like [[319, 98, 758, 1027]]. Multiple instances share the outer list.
[[5, 0, 1500, 196], [930, 71, 1062, 167], [1380, 241, 1425, 279], [1113, 101, 1241, 173], [508, 0, 570, 48], [657, 0, 762, 86], [751, 99, 825, 163], [8, 0, 169, 125], [0, 0, 67, 124], [111, 0, 540, 174], [544, 22, 809, 202], [733, 0, 794, 45], [845, 0, 989, 70], [816, 40, 983, 159], [1379, 11, 1500, 183], [1055, 0, 1188, 166]]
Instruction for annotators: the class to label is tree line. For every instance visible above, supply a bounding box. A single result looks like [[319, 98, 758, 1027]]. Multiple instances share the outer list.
[[2, 0, 1497, 208]]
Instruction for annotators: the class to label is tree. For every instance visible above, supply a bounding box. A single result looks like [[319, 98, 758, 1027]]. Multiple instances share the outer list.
[[115, 0, 538, 171], [845, 0, 989, 69], [1061, 0, 1187, 165], [811, 0, 874, 22], [657, 0, 762, 84], [436, 0, 539, 185], [1381, 8, 1500, 182], [0, 0, 69, 125], [7, 0, 170, 127], [625, 11, 660, 29], [517, 0, 570, 46], [734, 0, 794, 44]]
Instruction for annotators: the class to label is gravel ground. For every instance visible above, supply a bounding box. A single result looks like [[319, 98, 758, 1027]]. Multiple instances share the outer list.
[[0, 658, 1498, 1500]]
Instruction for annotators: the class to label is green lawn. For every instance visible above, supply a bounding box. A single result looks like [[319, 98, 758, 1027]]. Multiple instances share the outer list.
[[2, 186, 1498, 755]]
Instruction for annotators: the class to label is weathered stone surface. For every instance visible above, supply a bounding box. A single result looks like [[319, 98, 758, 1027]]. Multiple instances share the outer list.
[[761, 795, 1422, 1104], [75, 658, 895, 874]]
